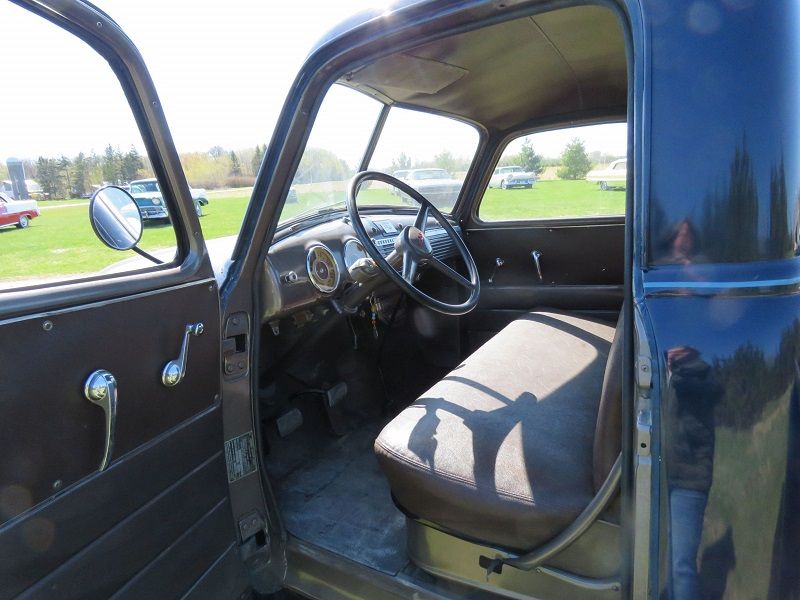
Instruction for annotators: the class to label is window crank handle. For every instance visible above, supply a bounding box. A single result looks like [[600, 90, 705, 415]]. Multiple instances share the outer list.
[[531, 250, 543, 281], [162, 323, 204, 387], [488, 257, 504, 283]]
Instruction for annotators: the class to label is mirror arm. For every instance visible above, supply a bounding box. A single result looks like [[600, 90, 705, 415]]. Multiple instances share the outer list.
[[132, 246, 164, 265]]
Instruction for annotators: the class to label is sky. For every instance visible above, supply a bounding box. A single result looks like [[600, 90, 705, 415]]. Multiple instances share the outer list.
[[1, 1, 626, 167]]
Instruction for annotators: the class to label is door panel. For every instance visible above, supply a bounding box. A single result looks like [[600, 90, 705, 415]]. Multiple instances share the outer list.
[[463, 222, 624, 347], [0, 281, 246, 599]]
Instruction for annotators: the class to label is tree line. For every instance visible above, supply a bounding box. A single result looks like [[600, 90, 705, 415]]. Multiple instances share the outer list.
[[5, 137, 622, 200], [6, 144, 270, 199], [498, 137, 620, 180], [385, 138, 621, 181]]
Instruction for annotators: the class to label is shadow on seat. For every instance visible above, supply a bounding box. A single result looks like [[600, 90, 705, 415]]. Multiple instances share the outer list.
[[374, 310, 622, 552]]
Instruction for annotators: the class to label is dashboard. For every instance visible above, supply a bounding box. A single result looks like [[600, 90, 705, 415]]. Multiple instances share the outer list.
[[261, 212, 461, 321]]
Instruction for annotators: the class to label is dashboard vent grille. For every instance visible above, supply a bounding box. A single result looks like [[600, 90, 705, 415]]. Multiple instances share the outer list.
[[372, 227, 457, 260]]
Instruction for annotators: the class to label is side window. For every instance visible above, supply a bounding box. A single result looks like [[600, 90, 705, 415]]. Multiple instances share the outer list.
[[0, 3, 177, 290], [478, 122, 627, 221]]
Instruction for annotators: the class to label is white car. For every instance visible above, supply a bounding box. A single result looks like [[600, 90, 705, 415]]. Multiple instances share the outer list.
[[398, 168, 462, 207], [488, 165, 535, 189], [0, 191, 39, 229], [586, 158, 627, 190], [127, 178, 208, 220]]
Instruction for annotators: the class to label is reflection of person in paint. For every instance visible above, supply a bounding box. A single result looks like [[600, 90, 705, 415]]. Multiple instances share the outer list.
[[656, 219, 705, 265], [665, 346, 721, 600]]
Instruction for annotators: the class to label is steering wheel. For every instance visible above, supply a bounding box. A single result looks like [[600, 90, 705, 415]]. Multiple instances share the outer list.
[[346, 171, 480, 316]]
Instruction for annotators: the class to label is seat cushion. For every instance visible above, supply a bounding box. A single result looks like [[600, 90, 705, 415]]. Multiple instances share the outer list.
[[374, 311, 615, 551]]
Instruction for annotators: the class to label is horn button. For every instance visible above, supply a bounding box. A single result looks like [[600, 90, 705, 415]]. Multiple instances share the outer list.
[[396, 226, 433, 258]]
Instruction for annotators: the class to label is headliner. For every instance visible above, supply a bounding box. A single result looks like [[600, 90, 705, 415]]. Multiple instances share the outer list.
[[342, 5, 627, 134]]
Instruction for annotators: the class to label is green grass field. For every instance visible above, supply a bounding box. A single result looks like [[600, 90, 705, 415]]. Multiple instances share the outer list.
[[480, 179, 624, 220], [1, 180, 623, 281]]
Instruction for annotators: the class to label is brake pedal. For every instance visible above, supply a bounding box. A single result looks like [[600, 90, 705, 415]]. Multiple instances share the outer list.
[[276, 408, 303, 438], [323, 382, 348, 436]]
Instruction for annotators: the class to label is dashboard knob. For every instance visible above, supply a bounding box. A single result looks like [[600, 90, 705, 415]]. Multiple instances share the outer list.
[[283, 271, 298, 284]]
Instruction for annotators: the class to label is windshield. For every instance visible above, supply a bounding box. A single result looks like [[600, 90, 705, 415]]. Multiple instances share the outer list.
[[368, 107, 478, 212], [278, 85, 382, 224], [130, 181, 159, 194], [279, 85, 479, 224]]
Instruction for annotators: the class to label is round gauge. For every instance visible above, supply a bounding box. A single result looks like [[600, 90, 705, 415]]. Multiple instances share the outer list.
[[343, 238, 368, 270], [306, 244, 340, 293]]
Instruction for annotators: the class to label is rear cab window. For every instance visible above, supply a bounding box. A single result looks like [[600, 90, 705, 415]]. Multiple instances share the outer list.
[[478, 122, 627, 222]]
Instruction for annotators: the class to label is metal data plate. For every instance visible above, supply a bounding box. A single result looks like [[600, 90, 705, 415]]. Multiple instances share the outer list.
[[224, 431, 257, 483]]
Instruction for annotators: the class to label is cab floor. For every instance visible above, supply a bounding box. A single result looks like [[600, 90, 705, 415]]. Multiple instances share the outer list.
[[267, 421, 409, 575]]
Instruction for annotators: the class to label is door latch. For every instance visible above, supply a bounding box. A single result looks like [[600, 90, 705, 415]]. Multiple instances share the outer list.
[[84, 369, 118, 471], [223, 312, 250, 379], [162, 323, 204, 387]]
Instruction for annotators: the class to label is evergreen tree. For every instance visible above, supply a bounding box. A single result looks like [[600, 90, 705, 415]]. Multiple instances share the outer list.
[[37, 157, 61, 199], [102, 144, 118, 183], [229, 150, 242, 176], [519, 138, 543, 175], [58, 155, 71, 198], [72, 152, 88, 197], [390, 152, 412, 173], [557, 138, 592, 180], [251, 144, 263, 176], [121, 146, 143, 182]]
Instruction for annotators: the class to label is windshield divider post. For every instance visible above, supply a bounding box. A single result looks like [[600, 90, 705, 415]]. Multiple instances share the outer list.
[[358, 103, 391, 172]]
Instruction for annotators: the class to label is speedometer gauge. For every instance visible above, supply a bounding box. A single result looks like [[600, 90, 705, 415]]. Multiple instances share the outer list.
[[306, 244, 340, 293], [343, 239, 367, 270]]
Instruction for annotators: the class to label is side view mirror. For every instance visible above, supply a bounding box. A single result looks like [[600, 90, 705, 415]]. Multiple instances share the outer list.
[[90, 186, 143, 251], [89, 186, 163, 265]]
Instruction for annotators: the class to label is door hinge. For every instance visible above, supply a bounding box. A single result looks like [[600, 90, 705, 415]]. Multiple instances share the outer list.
[[223, 312, 250, 380], [636, 354, 652, 396]]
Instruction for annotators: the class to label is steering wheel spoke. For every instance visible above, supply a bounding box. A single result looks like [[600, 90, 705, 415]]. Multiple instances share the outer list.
[[402, 251, 419, 284], [414, 203, 430, 233], [428, 256, 474, 289]]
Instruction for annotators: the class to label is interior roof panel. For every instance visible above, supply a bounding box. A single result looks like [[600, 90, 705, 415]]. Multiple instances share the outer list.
[[344, 5, 627, 132]]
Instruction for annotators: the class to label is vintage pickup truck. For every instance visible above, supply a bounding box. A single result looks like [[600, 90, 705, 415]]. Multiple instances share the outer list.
[[1, 1, 798, 600], [0, 191, 39, 228]]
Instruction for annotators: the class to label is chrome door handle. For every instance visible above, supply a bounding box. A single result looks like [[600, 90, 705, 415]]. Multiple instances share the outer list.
[[84, 369, 118, 471], [532, 250, 543, 281], [162, 323, 204, 387]]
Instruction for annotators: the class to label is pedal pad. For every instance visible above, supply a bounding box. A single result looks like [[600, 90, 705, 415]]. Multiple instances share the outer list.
[[323, 382, 348, 436], [276, 408, 303, 438]]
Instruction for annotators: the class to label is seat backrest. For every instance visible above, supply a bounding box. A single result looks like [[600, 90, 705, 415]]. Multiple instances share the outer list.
[[592, 309, 623, 492]]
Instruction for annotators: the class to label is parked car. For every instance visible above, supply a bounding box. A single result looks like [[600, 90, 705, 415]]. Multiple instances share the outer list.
[[3, 2, 798, 600], [488, 165, 535, 188], [127, 177, 208, 220], [586, 158, 627, 190], [398, 168, 462, 207], [0, 190, 39, 228]]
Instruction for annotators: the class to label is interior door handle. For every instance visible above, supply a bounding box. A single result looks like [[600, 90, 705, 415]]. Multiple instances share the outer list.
[[84, 369, 118, 472], [531, 249, 543, 281]]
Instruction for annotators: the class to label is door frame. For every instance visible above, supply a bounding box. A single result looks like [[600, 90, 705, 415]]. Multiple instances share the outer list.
[[220, 0, 648, 598]]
